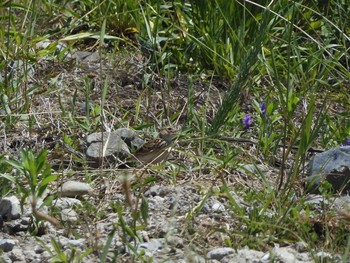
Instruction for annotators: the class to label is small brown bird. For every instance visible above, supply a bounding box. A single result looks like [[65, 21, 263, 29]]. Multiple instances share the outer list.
[[131, 127, 177, 164]]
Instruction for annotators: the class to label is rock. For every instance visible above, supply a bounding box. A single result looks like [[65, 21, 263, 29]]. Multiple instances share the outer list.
[[130, 238, 167, 258], [86, 131, 130, 166], [129, 136, 145, 149], [0, 196, 21, 220], [0, 238, 17, 252], [53, 197, 82, 210], [222, 247, 265, 263], [4, 218, 30, 233], [207, 247, 235, 261], [73, 51, 100, 62], [61, 208, 79, 222], [67, 238, 85, 248], [211, 202, 225, 213], [186, 251, 205, 263], [34, 245, 45, 254], [332, 195, 350, 211], [86, 128, 149, 167], [272, 247, 296, 263], [114, 128, 135, 142], [22, 249, 38, 261], [36, 40, 70, 59], [1, 60, 35, 84], [294, 241, 307, 252], [8, 248, 25, 262], [58, 181, 92, 197], [87, 134, 130, 157], [166, 236, 183, 248], [307, 146, 350, 194], [139, 238, 164, 252]]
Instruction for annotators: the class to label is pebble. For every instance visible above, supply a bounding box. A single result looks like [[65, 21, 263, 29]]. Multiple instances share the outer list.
[[54, 197, 82, 210], [8, 248, 25, 262], [207, 247, 235, 261], [58, 181, 92, 197], [272, 247, 296, 263], [61, 208, 79, 222], [212, 202, 225, 212]]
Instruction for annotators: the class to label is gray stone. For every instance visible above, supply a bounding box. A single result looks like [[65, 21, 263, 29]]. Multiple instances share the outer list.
[[332, 195, 350, 211], [185, 252, 206, 263], [61, 208, 79, 222], [22, 249, 37, 261], [36, 40, 70, 60], [207, 247, 235, 261], [166, 236, 183, 248], [0, 196, 21, 220], [0, 238, 17, 252], [4, 218, 30, 233], [58, 236, 70, 247], [53, 197, 82, 210], [307, 146, 350, 194], [296, 252, 312, 262], [294, 241, 307, 252], [42, 251, 52, 260], [222, 248, 264, 263], [8, 248, 25, 262], [114, 128, 135, 141], [138, 238, 164, 252], [73, 51, 99, 62], [87, 131, 119, 144], [58, 181, 92, 197], [2, 60, 35, 84], [86, 131, 130, 164], [272, 247, 296, 263], [129, 136, 145, 149], [67, 238, 85, 248], [34, 245, 45, 254]]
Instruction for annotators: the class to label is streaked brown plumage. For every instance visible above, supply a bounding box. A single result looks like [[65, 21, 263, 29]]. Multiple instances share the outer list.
[[131, 127, 177, 164]]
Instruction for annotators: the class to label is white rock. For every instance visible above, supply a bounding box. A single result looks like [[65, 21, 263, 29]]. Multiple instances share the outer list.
[[212, 202, 225, 212]]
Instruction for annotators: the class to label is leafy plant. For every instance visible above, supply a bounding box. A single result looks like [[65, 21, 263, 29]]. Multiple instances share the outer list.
[[2, 148, 59, 226], [36, 237, 93, 263]]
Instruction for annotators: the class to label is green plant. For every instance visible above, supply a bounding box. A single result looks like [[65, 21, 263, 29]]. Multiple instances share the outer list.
[[36, 237, 93, 263], [2, 148, 58, 226]]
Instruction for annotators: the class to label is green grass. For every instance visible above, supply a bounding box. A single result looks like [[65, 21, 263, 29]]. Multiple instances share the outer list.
[[1, 0, 350, 261]]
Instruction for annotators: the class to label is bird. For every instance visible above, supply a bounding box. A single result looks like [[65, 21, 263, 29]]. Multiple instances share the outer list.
[[129, 127, 177, 165]]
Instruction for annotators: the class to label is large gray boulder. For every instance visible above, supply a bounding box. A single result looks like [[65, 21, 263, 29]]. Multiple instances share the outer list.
[[307, 146, 350, 194]]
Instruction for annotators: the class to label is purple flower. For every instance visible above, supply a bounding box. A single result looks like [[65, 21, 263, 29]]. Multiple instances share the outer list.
[[243, 115, 252, 130], [340, 138, 350, 147], [260, 103, 266, 117]]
